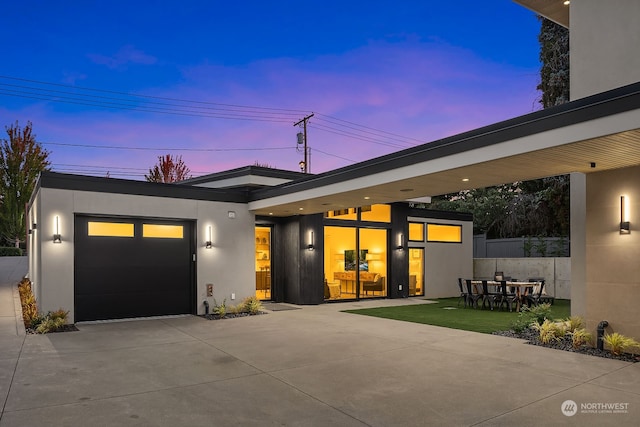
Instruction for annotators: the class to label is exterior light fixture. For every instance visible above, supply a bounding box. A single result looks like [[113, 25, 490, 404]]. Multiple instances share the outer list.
[[396, 233, 405, 250], [205, 225, 213, 248], [563, 0, 570, 5], [307, 231, 314, 250], [299, 161, 305, 172], [620, 196, 630, 234], [53, 216, 62, 243], [32, 223, 37, 230]]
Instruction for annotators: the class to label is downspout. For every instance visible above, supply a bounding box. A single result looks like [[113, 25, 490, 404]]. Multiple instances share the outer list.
[[203, 300, 210, 315], [597, 320, 609, 351]]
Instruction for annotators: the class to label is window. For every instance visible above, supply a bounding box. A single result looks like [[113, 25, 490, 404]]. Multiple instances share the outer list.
[[427, 224, 462, 243], [142, 224, 184, 239], [360, 204, 391, 222], [325, 208, 357, 220], [88, 222, 134, 238], [409, 222, 424, 241]]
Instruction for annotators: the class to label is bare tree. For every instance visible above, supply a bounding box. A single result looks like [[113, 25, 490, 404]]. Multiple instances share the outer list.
[[145, 154, 192, 183]]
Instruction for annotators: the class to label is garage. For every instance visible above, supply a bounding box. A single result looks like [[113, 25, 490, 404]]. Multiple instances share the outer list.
[[74, 215, 195, 321]]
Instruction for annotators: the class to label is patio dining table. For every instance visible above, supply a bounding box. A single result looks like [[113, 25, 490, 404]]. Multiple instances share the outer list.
[[470, 280, 542, 311]]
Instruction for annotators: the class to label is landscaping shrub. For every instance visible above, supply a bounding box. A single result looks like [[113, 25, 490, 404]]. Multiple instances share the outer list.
[[241, 296, 263, 314], [603, 332, 640, 356], [571, 328, 593, 348], [533, 319, 566, 344], [0, 247, 23, 256], [18, 278, 69, 333]]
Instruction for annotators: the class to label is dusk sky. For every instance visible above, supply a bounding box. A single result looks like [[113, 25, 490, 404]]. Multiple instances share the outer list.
[[0, 1, 543, 180]]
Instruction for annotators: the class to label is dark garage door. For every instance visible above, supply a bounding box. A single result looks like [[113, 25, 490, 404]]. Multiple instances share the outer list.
[[74, 216, 195, 321]]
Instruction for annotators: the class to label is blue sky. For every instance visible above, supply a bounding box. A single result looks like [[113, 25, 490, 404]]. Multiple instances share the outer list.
[[0, 1, 542, 179]]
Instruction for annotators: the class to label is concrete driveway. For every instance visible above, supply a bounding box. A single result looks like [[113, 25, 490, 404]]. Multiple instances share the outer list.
[[1, 266, 639, 425]]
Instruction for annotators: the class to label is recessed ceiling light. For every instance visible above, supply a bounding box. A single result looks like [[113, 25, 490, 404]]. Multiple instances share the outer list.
[[299, 207, 304, 211], [364, 196, 370, 200], [462, 178, 470, 182], [269, 212, 273, 215], [563, 0, 570, 5]]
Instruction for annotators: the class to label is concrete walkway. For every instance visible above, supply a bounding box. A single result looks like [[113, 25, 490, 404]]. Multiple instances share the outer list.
[[0, 264, 638, 426]]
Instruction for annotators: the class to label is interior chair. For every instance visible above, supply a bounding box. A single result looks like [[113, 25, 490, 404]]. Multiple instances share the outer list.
[[465, 279, 482, 309], [363, 275, 385, 295], [457, 278, 468, 307], [409, 275, 417, 296]]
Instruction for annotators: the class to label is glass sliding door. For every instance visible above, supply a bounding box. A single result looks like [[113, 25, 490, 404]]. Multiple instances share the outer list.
[[324, 226, 356, 300], [323, 226, 387, 300], [359, 228, 387, 298], [409, 248, 424, 296], [255, 226, 272, 300]]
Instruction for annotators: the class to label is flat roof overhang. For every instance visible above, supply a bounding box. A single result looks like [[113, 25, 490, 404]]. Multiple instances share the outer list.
[[249, 81, 640, 216], [513, 0, 569, 28]]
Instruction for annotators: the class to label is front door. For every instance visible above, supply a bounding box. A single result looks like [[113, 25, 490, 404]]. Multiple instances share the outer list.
[[255, 226, 272, 300]]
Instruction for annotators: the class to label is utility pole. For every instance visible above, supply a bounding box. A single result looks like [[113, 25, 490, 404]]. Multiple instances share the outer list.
[[294, 113, 314, 173]]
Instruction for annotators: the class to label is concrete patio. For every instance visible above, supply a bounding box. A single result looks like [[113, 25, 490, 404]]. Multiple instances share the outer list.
[[1, 258, 639, 426]]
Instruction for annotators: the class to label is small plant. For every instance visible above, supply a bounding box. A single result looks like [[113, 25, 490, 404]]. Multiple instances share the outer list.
[[35, 310, 69, 334], [241, 296, 263, 314], [520, 303, 552, 325], [565, 316, 584, 333], [603, 332, 640, 356], [212, 298, 227, 317], [533, 319, 566, 344], [571, 328, 593, 349]]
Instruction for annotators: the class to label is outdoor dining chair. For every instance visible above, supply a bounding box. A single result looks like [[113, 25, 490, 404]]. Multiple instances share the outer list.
[[480, 280, 500, 310], [496, 280, 519, 312], [457, 278, 468, 307], [465, 279, 482, 309], [525, 279, 546, 307]]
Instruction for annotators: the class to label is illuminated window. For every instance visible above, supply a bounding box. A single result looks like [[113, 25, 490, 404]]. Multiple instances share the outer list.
[[143, 224, 184, 239], [88, 222, 134, 238], [325, 208, 357, 220], [409, 223, 424, 241], [427, 224, 462, 243], [360, 204, 391, 222]]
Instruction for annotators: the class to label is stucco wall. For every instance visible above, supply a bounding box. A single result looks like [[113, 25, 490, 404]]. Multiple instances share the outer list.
[[408, 217, 473, 298], [473, 258, 570, 299], [570, 0, 640, 100], [30, 187, 254, 323], [585, 165, 640, 340]]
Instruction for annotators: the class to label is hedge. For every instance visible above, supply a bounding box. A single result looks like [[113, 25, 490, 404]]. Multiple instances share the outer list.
[[0, 247, 24, 256]]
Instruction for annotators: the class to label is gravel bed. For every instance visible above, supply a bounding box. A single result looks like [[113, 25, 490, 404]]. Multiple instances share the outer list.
[[200, 311, 266, 320], [493, 329, 639, 363]]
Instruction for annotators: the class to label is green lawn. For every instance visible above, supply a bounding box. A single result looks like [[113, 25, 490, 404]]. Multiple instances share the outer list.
[[343, 298, 571, 334]]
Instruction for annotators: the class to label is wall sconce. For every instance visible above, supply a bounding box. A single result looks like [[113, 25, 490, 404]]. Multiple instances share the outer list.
[[53, 216, 62, 243], [32, 223, 37, 230], [396, 233, 405, 250], [620, 196, 630, 234], [307, 231, 314, 250], [205, 225, 213, 248]]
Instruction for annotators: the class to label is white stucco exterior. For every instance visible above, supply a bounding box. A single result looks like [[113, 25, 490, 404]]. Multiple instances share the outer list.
[[27, 186, 255, 323]]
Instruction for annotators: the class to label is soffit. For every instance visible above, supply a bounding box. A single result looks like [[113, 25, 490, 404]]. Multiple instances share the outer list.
[[249, 128, 640, 217], [513, 0, 569, 27]]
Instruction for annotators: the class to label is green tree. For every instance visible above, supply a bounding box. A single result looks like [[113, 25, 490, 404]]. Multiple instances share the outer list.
[[537, 17, 569, 108], [145, 154, 192, 183], [0, 121, 51, 247]]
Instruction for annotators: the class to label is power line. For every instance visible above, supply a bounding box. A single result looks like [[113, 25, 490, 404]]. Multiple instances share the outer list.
[[40, 140, 293, 152]]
